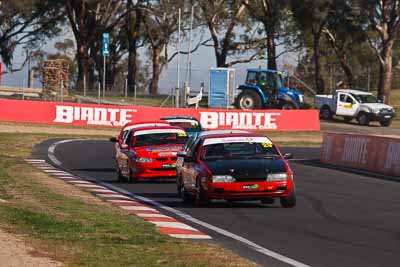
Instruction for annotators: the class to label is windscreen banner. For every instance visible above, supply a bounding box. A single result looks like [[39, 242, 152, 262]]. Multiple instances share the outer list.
[[0, 99, 320, 131], [321, 132, 400, 176]]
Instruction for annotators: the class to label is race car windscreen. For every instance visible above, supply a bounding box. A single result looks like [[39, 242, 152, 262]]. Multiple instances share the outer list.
[[201, 142, 280, 160], [134, 132, 188, 147], [168, 121, 201, 133]]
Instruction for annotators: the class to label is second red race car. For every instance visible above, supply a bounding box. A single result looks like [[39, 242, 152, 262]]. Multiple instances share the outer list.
[[113, 125, 189, 182], [176, 131, 296, 207]]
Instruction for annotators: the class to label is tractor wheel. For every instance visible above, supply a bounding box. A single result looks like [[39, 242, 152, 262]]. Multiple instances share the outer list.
[[282, 102, 299, 110], [236, 90, 262, 110]]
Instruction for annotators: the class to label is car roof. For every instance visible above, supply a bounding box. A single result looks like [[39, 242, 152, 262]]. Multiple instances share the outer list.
[[195, 130, 250, 138], [160, 116, 199, 121], [122, 121, 169, 131], [132, 125, 185, 132], [336, 89, 372, 95], [200, 132, 273, 143]]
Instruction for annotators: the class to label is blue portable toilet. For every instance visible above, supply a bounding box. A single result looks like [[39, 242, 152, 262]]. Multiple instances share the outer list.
[[209, 68, 235, 108]]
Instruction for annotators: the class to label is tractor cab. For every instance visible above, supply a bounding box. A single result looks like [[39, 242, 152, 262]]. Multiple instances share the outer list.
[[235, 69, 305, 110]]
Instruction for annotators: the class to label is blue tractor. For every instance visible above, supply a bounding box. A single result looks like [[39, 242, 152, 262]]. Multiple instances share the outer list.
[[235, 69, 306, 110]]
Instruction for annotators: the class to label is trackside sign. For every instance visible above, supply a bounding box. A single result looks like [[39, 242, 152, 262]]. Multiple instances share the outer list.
[[321, 132, 400, 176], [0, 99, 320, 131]]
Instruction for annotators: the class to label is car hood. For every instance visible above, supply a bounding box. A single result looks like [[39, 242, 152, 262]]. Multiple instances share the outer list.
[[135, 145, 184, 157], [204, 158, 287, 180], [360, 103, 394, 110]]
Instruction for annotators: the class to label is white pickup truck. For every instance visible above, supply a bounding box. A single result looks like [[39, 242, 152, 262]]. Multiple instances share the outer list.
[[315, 89, 396, 126]]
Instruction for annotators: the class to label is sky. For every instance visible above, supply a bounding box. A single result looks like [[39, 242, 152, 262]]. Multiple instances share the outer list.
[[1, 27, 296, 95]]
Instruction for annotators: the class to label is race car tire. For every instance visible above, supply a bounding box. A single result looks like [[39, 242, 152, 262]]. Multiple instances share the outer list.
[[195, 179, 210, 207], [116, 167, 124, 182], [180, 184, 194, 204], [280, 190, 296, 208], [320, 106, 332, 120], [260, 197, 275, 205], [235, 90, 262, 110], [380, 119, 392, 127], [128, 167, 138, 183], [357, 112, 370, 126]]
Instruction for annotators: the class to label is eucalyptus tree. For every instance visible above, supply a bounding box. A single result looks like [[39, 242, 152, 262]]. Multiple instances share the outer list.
[[64, 0, 126, 90], [141, 0, 187, 95], [0, 0, 63, 72], [291, 0, 333, 93], [245, 0, 293, 70], [358, 0, 400, 103], [196, 0, 268, 67]]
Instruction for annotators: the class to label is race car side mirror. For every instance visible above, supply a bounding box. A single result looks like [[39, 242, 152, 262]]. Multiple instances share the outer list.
[[283, 153, 293, 160], [177, 151, 187, 157], [109, 137, 117, 143]]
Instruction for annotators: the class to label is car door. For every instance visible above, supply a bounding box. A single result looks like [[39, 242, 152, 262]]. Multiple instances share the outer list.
[[118, 131, 132, 176], [336, 93, 357, 116], [182, 139, 201, 191]]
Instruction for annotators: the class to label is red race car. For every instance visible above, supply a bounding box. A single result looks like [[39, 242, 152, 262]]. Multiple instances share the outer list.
[[176, 131, 296, 207], [113, 125, 189, 182]]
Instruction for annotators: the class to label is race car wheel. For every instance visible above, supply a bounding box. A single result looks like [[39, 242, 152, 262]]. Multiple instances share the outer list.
[[236, 90, 262, 110], [195, 179, 210, 207], [320, 106, 332, 120], [357, 112, 370, 126], [280, 190, 296, 208], [116, 167, 124, 182], [180, 184, 193, 204], [128, 167, 138, 183], [380, 119, 392, 127]]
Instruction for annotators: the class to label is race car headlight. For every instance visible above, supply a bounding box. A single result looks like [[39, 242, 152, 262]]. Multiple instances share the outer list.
[[136, 157, 153, 163], [212, 175, 235, 183], [267, 173, 288, 181]]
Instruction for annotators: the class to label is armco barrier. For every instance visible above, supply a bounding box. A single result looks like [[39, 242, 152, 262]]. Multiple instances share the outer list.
[[321, 132, 400, 176], [0, 99, 320, 131]]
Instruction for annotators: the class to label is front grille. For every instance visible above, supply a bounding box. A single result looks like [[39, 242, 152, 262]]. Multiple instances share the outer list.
[[380, 108, 393, 114], [151, 168, 175, 171], [156, 158, 168, 162], [233, 174, 267, 182]]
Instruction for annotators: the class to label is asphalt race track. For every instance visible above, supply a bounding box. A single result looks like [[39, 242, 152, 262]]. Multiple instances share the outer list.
[[33, 139, 400, 267]]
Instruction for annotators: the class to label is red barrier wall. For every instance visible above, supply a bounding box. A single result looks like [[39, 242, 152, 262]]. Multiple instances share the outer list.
[[321, 132, 400, 176], [0, 99, 320, 131]]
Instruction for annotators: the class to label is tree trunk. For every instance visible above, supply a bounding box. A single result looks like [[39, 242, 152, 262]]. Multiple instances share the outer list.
[[149, 46, 161, 96], [76, 42, 90, 91], [338, 53, 354, 88], [313, 31, 325, 94], [265, 26, 277, 70], [127, 0, 142, 96], [378, 40, 393, 104]]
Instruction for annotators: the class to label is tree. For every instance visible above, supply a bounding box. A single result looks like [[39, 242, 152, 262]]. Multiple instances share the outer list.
[[359, 0, 400, 103], [291, 0, 333, 94], [245, 0, 291, 70], [197, 0, 268, 67], [142, 0, 186, 95], [0, 0, 62, 71], [322, 0, 366, 88], [126, 0, 145, 95], [64, 0, 125, 91]]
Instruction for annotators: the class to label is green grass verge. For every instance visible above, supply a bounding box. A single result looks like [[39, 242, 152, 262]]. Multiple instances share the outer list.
[[0, 133, 257, 267]]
